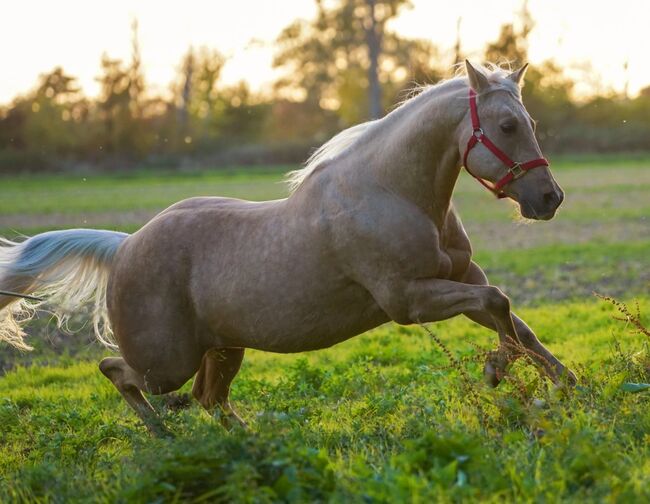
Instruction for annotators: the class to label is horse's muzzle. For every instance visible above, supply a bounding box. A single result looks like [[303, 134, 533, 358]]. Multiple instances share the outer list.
[[520, 188, 564, 220]]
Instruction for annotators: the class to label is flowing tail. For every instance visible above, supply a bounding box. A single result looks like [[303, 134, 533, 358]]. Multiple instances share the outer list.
[[0, 229, 129, 351]]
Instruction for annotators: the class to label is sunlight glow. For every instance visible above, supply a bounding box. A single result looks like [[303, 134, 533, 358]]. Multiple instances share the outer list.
[[1, 0, 648, 104]]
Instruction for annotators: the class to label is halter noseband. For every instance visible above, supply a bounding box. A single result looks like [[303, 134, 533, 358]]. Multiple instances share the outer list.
[[462, 88, 548, 199]]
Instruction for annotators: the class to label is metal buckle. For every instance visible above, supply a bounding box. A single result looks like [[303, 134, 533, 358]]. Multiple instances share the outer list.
[[510, 162, 524, 179], [473, 128, 484, 141]]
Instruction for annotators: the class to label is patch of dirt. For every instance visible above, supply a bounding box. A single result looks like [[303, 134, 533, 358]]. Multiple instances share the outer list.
[[466, 218, 649, 251]]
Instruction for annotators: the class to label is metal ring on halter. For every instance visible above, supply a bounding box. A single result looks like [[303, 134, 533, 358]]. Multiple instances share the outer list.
[[473, 128, 484, 140], [509, 162, 525, 179]]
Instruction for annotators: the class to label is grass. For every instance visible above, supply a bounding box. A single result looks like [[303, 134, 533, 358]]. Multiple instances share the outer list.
[[1, 158, 649, 223], [0, 156, 649, 501], [0, 165, 290, 217], [475, 241, 650, 304], [0, 299, 649, 502]]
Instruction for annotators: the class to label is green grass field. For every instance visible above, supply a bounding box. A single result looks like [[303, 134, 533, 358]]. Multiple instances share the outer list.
[[0, 157, 649, 502]]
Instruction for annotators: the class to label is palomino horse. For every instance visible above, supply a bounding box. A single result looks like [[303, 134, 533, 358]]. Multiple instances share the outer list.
[[0, 61, 576, 434]]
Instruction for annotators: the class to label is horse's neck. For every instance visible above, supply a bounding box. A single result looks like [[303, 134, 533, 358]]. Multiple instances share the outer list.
[[349, 83, 468, 226]]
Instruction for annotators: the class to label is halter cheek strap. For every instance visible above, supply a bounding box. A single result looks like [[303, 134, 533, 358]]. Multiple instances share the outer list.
[[462, 89, 548, 199]]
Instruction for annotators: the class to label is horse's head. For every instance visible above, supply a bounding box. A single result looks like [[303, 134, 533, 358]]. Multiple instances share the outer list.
[[458, 61, 564, 220]]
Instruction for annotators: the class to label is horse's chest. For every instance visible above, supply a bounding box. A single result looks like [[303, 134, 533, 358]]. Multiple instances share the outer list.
[[433, 212, 472, 280]]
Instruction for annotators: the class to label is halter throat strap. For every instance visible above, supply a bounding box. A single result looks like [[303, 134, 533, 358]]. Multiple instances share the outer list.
[[462, 88, 548, 199]]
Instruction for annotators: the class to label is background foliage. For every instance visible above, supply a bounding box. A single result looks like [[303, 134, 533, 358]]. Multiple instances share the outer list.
[[0, 1, 648, 174]]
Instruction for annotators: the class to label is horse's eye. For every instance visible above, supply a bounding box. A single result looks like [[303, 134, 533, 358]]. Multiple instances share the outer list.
[[500, 122, 517, 134]]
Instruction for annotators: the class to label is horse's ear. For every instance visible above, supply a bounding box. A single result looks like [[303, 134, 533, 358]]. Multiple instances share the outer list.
[[465, 60, 490, 93], [507, 63, 529, 86]]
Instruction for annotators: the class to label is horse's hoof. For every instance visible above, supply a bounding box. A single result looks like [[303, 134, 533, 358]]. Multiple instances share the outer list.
[[484, 350, 509, 387], [214, 409, 248, 431], [553, 368, 578, 389], [483, 360, 501, 388]]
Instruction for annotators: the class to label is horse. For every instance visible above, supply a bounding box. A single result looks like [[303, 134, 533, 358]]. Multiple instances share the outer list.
[[0, 61, 576, 434]]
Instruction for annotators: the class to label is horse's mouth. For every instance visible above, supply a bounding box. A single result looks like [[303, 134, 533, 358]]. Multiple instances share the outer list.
[[519, 202, 558, 221]]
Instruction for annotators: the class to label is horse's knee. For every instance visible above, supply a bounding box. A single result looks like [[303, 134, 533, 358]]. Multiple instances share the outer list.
[[483, 286, 510, 316], [99, 357, 189, 395], [99, 357, 130, 385], [99, 357, 147, 393]]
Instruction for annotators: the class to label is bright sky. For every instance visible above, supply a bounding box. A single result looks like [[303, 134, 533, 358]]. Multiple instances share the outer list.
[[1, 0, 648, 104]]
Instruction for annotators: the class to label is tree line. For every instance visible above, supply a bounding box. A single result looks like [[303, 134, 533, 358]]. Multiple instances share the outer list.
[[0, 1, 648, 173]]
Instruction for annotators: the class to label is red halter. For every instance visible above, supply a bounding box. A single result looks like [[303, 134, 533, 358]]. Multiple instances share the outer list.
[[462, 89, 548, 199]]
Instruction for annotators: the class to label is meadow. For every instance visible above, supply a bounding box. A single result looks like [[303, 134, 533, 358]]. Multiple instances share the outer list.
[[0, 156, 648, 502]]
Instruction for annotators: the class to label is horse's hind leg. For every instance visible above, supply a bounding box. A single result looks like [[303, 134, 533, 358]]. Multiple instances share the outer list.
[[192, 348, 246, 428], [99, 357, 171, 437]]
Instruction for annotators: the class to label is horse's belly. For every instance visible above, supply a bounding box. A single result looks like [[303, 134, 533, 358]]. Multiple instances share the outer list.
[[246, 309, 389, 353], [200, 279, 390, 353]]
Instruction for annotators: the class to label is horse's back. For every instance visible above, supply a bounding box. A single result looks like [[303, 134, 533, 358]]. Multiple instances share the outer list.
[[161, 195, 283, 212]]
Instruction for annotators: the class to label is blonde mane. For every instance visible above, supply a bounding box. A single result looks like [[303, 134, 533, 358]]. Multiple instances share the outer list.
[[286, 63, 521, 193]]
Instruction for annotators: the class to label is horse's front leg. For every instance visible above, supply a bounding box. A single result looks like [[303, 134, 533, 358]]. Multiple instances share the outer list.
[[370, 276, 520, 368], [460, 261, 577, 387]]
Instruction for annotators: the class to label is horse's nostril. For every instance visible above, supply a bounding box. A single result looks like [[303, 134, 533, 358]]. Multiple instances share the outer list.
[[543, 191, 559, 205]]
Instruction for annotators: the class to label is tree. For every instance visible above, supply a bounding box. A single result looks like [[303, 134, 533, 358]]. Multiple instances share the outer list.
[[364, 0, 383, 119], [482, 2, 578, 150], [273, 0, 441, 125], [171, 47, 227, 147], [28, 68, 86, 153], [214, 81, 269, 143], [96, 56, 134, 154], [0, 67, 88, 157], [95, 20, 150, 156], [128, 19, 146, 119], [484, 0, 533, 67]]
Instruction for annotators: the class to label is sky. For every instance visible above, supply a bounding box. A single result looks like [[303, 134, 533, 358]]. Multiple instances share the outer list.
[[1, 0, 648, 104]]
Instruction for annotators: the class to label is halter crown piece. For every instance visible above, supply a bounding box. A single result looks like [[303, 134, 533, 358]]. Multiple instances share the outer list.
[[462, 88, 549, 199]]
